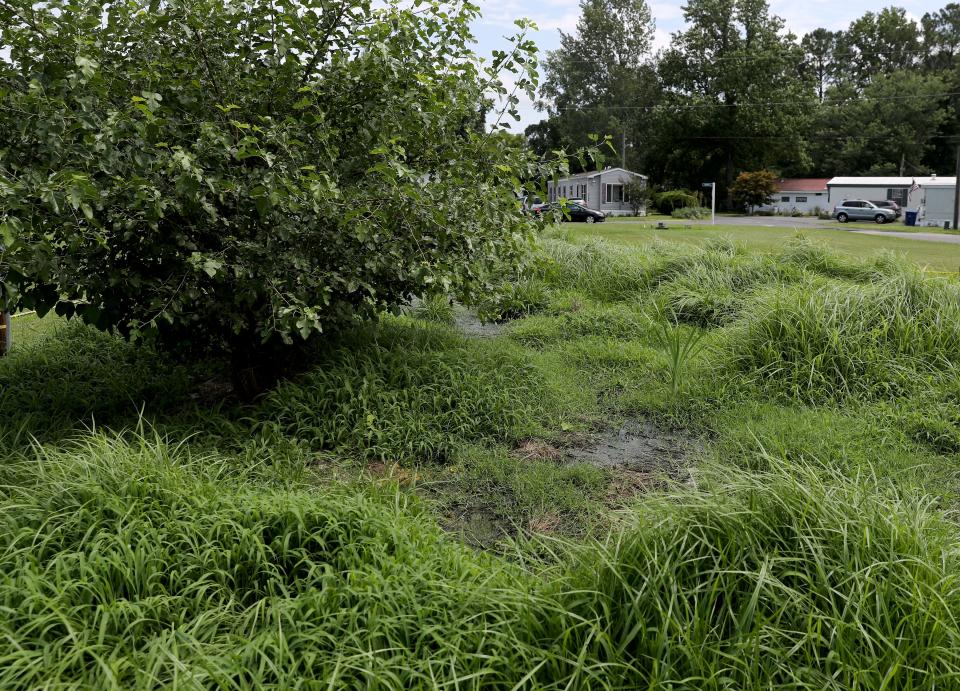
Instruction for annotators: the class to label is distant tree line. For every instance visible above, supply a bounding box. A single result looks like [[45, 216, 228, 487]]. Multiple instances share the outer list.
[[528, 0, 960, 206]]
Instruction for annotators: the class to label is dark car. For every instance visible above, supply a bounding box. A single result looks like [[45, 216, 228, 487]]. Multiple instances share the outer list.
[[869, 200, 902, 218], [536, 202, 605, 223]]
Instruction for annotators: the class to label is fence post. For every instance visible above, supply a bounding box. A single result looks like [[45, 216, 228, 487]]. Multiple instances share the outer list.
[[0, 309, 8, 357], [0, 240, 8, 355]]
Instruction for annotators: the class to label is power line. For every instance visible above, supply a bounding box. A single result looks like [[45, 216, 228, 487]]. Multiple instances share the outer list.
[[545, 90, 960, 114], [548, 45, 956, 67]]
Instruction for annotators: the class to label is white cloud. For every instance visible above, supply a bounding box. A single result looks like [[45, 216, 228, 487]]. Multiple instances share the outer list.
[[652, 26, 672, 52]]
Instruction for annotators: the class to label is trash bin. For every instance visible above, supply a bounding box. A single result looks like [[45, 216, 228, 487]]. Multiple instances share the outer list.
[[905, 211, 918, 227]]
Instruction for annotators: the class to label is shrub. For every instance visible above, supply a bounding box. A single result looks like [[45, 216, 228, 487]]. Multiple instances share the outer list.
[[653, 189, 700, 212], [671, 206, 710, 219], [730, 169, 778, 211], [0, 0, 572, 370]]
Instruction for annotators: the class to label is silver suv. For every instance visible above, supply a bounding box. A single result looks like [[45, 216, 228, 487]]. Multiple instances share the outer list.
[[833, 200, 896, 224]]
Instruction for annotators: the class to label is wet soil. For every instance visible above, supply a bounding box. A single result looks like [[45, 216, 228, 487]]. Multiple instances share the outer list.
[[563, 419, 694, 477], [452, 306, 505, 339]]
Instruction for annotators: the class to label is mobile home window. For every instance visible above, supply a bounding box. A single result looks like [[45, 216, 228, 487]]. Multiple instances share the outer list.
[[886, 188, 908, 206], [781, 196, 790, 202], [605, 184, 624, 203], [795, 196, 807, 203]]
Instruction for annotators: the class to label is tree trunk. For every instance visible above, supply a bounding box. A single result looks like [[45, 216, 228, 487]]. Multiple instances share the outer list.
[[228, 326, 316, 400]]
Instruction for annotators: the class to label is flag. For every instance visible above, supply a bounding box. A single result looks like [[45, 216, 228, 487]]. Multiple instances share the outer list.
[[910, 178, 921, 193]]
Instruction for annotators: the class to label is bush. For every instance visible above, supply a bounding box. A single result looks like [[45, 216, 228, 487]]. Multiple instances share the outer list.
[[653, 189, 700, 212], [0, 0, 569, 369], [475, 278, 550, 323], [671, 206, 710, 219]]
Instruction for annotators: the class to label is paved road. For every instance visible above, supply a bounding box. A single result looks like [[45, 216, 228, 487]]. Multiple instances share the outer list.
[[651, 215, 960, 244]]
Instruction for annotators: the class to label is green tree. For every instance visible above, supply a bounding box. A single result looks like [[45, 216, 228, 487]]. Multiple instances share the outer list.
[[536, 0, 658, 171], [921, 3, 960, 175], [814, 71, 947, 176], [653, 0, 813, 201], [0, 0, 573, 387], [839, 8, 920, 85], [623, 177, 650, 215], [922, 3, 960, 71], [801, 28, 840, 102], [730, 170, 778, 213]]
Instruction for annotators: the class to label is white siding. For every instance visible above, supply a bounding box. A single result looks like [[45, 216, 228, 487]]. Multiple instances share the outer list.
[[827, 184, 923, 209], [921, 187, 957, 226], [758, 191, 829, 214], [546, 168, 647, 215]]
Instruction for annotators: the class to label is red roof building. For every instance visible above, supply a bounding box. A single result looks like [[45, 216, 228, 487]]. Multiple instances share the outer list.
[[760, 178, 831, 214], [775, 178, 830, 193]]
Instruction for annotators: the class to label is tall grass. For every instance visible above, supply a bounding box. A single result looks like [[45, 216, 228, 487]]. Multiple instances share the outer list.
[[0, 319, 199, 445], [726, 272, 960, 401], [562, 460, 960, 689], [254, 319, 555, 462], [2, 436, 959, 688], [4, 235, 960, 688]]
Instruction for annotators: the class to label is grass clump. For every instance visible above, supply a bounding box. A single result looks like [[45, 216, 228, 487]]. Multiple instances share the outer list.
[[3, 436, 959, 689], [254, 319, 556, 463], [725, 272, 960, 402], [0, 434, 552, 689], [562, 461, 960, 689], [475, 276, 550, 323], [412, 293, 455, 324], [540, 237, 655, 301], [0, 319, 198, 445]]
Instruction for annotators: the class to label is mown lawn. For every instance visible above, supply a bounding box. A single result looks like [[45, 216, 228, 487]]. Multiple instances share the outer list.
[[3, 232, 960, 688], [589, 218, 960, 271]]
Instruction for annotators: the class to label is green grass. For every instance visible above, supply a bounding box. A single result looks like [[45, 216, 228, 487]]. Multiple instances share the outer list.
[[4, 233, 960, 687], [579, 220, 960, 272]]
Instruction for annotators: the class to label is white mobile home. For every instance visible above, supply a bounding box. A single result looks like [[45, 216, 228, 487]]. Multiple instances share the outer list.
[[827, 176, 958, 227], [757, 178, 830, 214], [546, 167, 647, 216], [921, 179, 960, 227]]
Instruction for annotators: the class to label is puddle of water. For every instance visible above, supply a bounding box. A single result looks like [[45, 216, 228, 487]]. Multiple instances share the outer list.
[[441, 507, 505, 548], [453, 306, 505, 339], [564, 420, 694, 477]]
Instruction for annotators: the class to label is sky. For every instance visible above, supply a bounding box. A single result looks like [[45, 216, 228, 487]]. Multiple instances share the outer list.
[[472, 0, 952, 130]]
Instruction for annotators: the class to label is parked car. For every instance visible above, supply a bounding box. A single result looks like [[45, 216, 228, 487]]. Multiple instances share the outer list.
[[536, 202, 605, 223], [520, 195, 548, 215], [869, 200, 902, 218], [833, 200, 897, 224]]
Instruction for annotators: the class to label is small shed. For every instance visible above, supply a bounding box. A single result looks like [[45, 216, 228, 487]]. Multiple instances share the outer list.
[[546, 167, 648, 216]]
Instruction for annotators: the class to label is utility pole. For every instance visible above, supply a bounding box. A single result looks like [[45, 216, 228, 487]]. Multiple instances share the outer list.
[[621, 129, 627, 168], [703, 182, 716, 226]]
